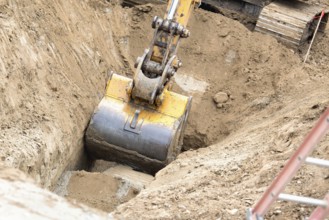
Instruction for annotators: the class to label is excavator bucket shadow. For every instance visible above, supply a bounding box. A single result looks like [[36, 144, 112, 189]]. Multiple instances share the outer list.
[[85, 73, 192, 174]]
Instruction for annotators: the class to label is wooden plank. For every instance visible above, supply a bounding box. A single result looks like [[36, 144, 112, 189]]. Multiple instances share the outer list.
[[254, 0, 328, 48], [257, 20, 302, 40], [266, 4, 314, 21], [261, 9, 309, 26], [255, 27, 300, 46], [258, 15, 304, 33], [271, 0, 328, 17]]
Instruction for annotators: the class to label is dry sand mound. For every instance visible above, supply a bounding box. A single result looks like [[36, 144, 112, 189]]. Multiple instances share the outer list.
[[0, 0, 130, 188], [110, 4, 329, 220], [126, 4, 306, 150], [1, 0, 329, 219], [65, 3, 329, 219]]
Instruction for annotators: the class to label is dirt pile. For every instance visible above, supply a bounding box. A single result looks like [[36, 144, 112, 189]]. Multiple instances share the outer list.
[[64, 162, 153, 212], [0, 163, 110, 219], [0, 0, 131, 188], [63, 2, 329, 218], [1, 0, 329, 219], [108, 4, 329, 219], [113, 93, 329, 219], [127, 4, 301, 149]]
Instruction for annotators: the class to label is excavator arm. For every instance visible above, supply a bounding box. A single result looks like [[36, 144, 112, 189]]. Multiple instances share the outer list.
[[131, 0, 200, 105], [85, 0, 199, 174]]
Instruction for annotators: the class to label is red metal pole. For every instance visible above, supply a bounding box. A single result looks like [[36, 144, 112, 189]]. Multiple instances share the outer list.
[[251, 108, 329, 219], [309, 194, 329, 220]]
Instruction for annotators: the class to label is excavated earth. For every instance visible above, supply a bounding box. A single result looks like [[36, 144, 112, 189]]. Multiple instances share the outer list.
[[0, 0, 329, 219]]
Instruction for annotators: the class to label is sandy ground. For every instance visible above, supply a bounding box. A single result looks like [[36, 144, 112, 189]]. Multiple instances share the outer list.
[[0, 163, 111, 219], [1, 0, 329, 219], [112, 4, 329, 219], [0, 0, 131, 188], [64, 162, 154, 212], [127, 4, 302, 150], [67, 3, 329, 219]]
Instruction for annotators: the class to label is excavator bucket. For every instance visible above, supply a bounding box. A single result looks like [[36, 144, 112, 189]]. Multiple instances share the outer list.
[[85, 73, 191, 174]]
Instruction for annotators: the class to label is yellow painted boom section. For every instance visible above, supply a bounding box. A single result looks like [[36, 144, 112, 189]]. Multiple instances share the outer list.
[[105, 74, 188, 122], [151, 0, 199, 64], [165, 0, 199, 26]]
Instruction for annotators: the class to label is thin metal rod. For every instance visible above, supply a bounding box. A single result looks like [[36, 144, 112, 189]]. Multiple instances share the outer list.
[[305, 157, 329, 168], [309, 194, 329, 220], [278, 193, 328, 207], [167, 0, 179, 20], [251, 108, 329, 219], [304, 10, 325, 64]]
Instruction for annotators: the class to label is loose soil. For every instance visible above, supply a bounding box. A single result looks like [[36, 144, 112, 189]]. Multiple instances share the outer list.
[[1, 0, 329, 219], [64, 161, 154, 212], [0, 0, 129, 188]]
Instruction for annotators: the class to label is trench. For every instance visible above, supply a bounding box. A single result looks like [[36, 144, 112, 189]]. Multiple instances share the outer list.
[[42, 0, 328, 215], [51, 1, 235, 212], [0, 0, 327, 218], [51, 0, 281, 212]]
